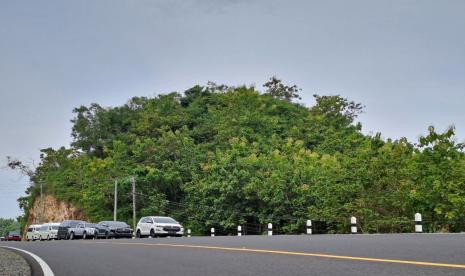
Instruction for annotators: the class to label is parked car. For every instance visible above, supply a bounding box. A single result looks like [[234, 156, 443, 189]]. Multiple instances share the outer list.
[[6, 231, 21, 241], [57, 220, 85, 240], [38, 223, 60, 240], [26, 224, 42, 241], [68, 222, 97, 240], [136, 216, 184, 238], [94, 221, 132, 239], [0, 236, 4, 241]]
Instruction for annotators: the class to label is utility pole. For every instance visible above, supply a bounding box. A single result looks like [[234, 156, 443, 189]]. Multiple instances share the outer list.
[[113, 180, 118, 221], [40, 181, 43, 224], [131, 177, 136, 236]]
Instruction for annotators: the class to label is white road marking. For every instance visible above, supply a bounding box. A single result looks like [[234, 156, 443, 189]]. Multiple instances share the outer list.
[[2, 246, 55, 276]]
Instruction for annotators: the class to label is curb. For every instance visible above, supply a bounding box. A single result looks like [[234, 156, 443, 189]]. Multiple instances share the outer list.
[[1, 246, 54, 276]]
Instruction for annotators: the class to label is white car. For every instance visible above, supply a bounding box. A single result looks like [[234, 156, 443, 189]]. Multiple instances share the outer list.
[[26, 224, 42, 241], [37, 223, 60, 240], [136, 216, 184, 238]]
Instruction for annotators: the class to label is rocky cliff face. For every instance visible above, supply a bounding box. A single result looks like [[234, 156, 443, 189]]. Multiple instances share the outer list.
[[25, 194, 88, 233]]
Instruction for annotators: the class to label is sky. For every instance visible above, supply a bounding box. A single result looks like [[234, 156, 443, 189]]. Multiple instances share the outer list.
[[0, 0, 464, 219]]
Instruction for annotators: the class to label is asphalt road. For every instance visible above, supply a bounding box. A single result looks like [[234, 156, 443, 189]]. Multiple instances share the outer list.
[[2, 234, 465, 276]]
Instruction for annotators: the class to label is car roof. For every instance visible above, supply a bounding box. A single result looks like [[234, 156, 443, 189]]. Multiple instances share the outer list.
[[149, 216, 175, 219], [42, 222, 60, 226]]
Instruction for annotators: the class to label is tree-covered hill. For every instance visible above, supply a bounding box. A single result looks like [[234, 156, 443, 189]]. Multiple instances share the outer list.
[[10, 79, 465, 234]]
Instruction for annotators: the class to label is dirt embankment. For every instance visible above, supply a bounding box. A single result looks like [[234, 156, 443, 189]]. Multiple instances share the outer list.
[[25, 194, 88, 235]]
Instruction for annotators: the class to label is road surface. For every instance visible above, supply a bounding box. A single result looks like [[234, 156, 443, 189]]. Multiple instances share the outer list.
[[2, 234, 465, 275]]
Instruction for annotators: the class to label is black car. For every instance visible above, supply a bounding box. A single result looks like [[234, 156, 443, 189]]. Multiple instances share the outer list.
[[57, 220, 85, 240], [94, 221, 133, 239]]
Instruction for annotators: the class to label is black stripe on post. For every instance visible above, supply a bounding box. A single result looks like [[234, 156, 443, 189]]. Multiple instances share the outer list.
[[414, 213, 422, 233], [306, 220, 312, 235], [350, 216, 357, 234]]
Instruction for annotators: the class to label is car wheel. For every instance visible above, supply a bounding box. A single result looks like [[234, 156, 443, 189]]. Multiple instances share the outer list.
[[136, 230, 141, 239], [69, 232, 74, 240], [83, 231, 87, 240], [105, 231, 110, 239], [150, 229, 156, 238], [47, 235, 50, 241]]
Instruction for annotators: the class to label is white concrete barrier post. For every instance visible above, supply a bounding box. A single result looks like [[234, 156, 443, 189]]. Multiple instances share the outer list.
[[306, 220, 312, 235], [187, 229, 191, 237], [350, 216, 357, 234], [267, 223, 273, 236], [237, 225, 242, 236], [211, 227, 215, 237], [415, 213, 423, 233]]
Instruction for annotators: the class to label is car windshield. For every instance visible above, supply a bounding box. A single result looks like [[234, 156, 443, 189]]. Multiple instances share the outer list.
[[86, 223, 97, 228], [69, 221, 82, 227], [154, 217, 177, 224], [51, 226, 59, 230], [106, 221, 128, 227]]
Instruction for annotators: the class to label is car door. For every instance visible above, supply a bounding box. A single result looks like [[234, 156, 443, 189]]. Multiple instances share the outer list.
[[46, 226, 51, 238], [79, 223, 87, 236], [140, 218, 148, 235], [33, 227, 39, 239], [98, 223, 109, 236], [139, 218, 145, 235], [95, 223, 103, 236], [74, 223, 81, 236], [40, 226, 47, 239], [147, 217, 155, 233]]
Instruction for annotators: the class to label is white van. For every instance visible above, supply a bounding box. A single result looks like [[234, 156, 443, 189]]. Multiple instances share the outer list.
[[26, 224, 42, 241], [38, 223, 60, 240]]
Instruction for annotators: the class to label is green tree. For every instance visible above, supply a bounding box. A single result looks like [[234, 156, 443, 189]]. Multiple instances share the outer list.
[[263, 76, 302, 102], [8, 80, 465, 234], [0, 218, 20, 237], [411, 126, 465, 232]]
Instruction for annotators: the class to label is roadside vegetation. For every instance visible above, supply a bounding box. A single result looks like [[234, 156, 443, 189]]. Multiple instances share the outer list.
[[0, 218, 20, 237], [8, 78, 465, 234]]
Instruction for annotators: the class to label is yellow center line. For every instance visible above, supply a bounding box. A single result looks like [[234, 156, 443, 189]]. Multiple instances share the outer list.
[[86, 241, 465, 269]]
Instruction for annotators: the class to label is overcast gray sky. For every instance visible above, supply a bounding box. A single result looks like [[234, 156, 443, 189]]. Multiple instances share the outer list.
[[1, 0, 464, 219]]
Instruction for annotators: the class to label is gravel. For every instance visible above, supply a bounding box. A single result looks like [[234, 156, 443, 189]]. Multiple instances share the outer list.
[[0, 247, 31, 276]]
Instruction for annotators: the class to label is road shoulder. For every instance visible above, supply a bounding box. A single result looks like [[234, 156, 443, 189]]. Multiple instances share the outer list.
[[0, 246, 32, 276]]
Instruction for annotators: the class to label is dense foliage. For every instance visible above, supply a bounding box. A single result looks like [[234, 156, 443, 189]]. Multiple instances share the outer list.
[[11, 79, 465, 234], [0, 218, 20, 237]]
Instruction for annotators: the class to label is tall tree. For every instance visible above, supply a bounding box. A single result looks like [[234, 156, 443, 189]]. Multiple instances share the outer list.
[[263, 76, 302, 102]]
